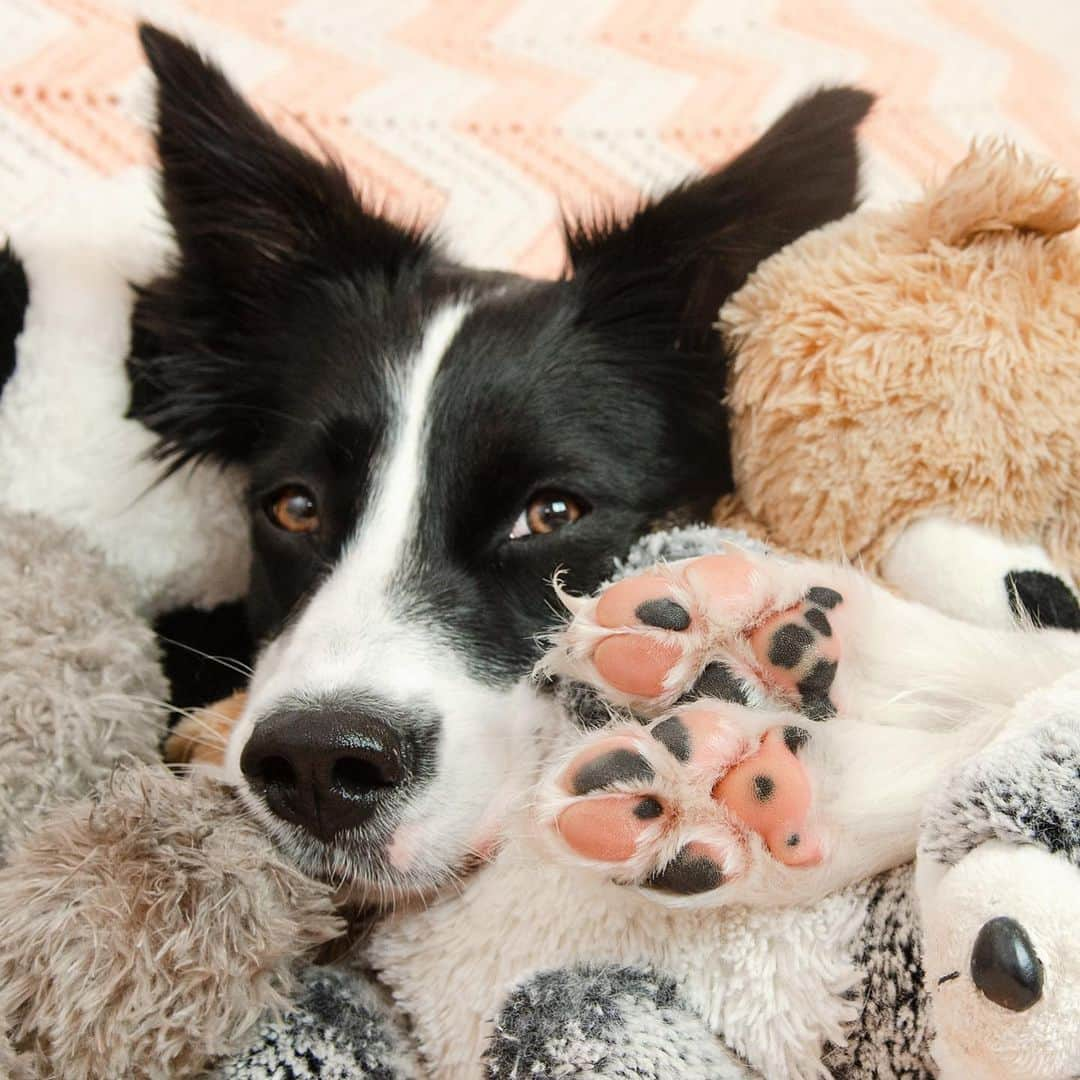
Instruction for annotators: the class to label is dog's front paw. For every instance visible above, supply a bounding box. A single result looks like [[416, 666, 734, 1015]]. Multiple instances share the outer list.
[[543, 550, 852, 720], [535, 701, 824, 900]]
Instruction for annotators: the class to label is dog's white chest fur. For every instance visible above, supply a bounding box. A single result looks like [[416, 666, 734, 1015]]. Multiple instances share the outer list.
[[368, 829, 866, 1079]]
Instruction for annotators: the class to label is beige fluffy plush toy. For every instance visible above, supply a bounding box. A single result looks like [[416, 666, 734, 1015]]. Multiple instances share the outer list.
[[716, 140, 1080, 630]]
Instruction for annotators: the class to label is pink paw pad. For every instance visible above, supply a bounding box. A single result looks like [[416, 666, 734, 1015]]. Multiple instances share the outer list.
[[583, 555, 844, 720], [590, 554, 758, 702], [557, 739, 666, 863], [713, 728, 822, 867], [550, 707, 822, 895]]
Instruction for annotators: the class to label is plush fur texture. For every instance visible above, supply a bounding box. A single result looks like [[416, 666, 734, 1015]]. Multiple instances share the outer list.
[[217, 966, 423, 1080], [0, 511, 164, 857], [486, 965, 755, 1078], [916, 672, 1080, 1079], [0, 767, 342, 1079], [717, 141, 1080, 624]]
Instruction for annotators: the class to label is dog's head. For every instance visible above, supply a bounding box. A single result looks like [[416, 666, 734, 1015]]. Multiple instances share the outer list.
[[131, 25, 872, 901]]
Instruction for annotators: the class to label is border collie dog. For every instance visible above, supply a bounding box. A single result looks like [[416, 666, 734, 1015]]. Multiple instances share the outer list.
[[130, 25, 872, 901]]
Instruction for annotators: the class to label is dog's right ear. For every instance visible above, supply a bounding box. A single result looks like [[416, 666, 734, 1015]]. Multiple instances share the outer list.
[[130, 25, 432, 469], [138, 23, 429, 300]]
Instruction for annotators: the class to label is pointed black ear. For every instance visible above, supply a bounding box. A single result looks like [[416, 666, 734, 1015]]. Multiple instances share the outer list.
[[567, 87, 874, 354], [138, 23, 429, 295], [130, 24, 434, 470]]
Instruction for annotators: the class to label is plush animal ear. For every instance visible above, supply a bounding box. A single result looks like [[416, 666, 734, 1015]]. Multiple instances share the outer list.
[[567, 87, 873, 355], [129, 24, 433, 469]]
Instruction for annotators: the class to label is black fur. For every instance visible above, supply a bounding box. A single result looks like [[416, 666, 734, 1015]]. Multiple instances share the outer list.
[[153, 601, 253, 715], [0, 242, 29, 395], [127, 26, 872, 690], [1006, 569, 1080, 631]]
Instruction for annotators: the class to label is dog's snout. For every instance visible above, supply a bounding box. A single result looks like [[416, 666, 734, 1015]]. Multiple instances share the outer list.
[[240, 707, 419, 841]]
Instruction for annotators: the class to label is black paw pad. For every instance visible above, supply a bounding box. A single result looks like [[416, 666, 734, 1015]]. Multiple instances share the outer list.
[[752, 774, 775, 802], [651, 715, 691, 763], [803, 608, 832, 636], [768, 624, 815, 669], [679, 661, 749, 706], [806, 587, 842, 609], [635, 598, 691, 631], [571, 749, 654, 795], [783, 726, 810, 754], [644, 847, 724, 894], [633, 796, 664, 820], [801, 696, 836, 721], [797, 659, 838, 720], [1006, 570, 1080, 631]]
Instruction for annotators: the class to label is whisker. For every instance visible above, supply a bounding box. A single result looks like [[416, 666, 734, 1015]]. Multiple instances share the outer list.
[[154, 634, 254, 678]]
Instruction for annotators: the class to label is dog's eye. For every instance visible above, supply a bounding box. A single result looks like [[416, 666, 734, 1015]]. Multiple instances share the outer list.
[[266, 485, 320, 534], [510, 491, 586, 539]]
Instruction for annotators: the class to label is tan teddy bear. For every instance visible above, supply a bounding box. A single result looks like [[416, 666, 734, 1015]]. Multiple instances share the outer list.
[[716, 140, 1080, 631]]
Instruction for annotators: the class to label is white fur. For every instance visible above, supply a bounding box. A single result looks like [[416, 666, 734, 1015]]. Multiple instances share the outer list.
[[368, 822, 868, 1080], [0, 168, 249, 615], [350, 302, 469, 588]]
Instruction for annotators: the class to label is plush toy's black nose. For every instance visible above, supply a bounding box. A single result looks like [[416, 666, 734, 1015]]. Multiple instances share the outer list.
[[970, 916, 1044, 1012], [240, 707, 423, 842]]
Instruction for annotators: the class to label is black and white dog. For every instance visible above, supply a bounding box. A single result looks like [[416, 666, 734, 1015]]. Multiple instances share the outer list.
[[131, 25, 872, 902]]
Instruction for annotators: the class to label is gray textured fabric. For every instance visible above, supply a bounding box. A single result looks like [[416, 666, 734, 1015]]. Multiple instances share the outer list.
[[826, 867, 932, 1080], [920, 714, 1080, 869], [616, 525, 767, 575], [486, 964, 758, 1079], [214, 966, 422, 1080], [0, 512, 165, 859]]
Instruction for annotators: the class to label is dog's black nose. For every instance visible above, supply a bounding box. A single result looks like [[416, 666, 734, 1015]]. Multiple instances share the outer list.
[[240, 707, 419, 841], [970, 915, 1044, 1012]]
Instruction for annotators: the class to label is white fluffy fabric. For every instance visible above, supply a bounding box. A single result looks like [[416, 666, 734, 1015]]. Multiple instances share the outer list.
[[0, 168, 249, 616], [881, 515, 1071, 630], [369, 819, 866, 1080]]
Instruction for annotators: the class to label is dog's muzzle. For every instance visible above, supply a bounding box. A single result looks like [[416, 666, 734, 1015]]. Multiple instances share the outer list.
[[240, 701, 435, 842]]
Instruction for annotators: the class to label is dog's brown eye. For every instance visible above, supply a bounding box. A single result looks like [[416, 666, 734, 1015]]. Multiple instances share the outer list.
[[510, 491, 586, 539], [267, 485, 319, 534]]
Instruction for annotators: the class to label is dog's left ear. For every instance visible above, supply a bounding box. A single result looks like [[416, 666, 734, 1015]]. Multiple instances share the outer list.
[[567, 87, 873, 355]]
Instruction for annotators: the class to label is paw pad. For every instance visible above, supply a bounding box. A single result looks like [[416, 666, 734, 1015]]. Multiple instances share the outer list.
[[549, 705, 823, 895], [549, 551, 845, 720]]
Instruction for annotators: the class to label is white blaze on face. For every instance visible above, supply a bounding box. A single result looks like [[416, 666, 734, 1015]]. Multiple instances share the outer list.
[[222, 300, 547, 885]]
